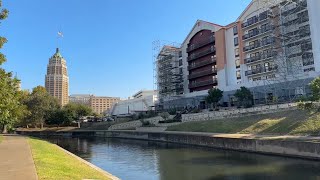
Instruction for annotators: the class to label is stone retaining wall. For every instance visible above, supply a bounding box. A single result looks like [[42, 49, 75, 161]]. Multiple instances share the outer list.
[[108, 116, 163, 130], [182, 103, 297, 122]]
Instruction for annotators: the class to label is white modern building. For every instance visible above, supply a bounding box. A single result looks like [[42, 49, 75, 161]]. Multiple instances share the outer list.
[[110, 90, 157, 116]]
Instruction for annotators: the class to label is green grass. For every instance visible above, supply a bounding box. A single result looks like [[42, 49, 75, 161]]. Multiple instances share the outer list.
[[28, 138, 113, 180], [167, 109, 320, 136], [0, 135, 2, 143]]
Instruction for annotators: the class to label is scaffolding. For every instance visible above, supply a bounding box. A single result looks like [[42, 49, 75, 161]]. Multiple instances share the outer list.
[[152, 40, 183, 105], [246, 0, 314, 104]]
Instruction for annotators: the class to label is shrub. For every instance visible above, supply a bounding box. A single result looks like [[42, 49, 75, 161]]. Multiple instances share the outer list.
[[168, 108, 177, 115], [297, 102, 316, 111], [160, 112, 170, 121], [139, 119, 155, 127], [191, 109, 200, 113], [159, 119, 181, 124]]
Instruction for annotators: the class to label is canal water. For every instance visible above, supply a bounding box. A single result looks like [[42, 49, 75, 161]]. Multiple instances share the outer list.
[[46, 137, 320, 180]]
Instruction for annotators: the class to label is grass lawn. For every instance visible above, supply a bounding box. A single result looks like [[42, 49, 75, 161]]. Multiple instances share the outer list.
[[28, 138, 114, 180], [0, 135, 2, 143], [167, 109, 320, 136]]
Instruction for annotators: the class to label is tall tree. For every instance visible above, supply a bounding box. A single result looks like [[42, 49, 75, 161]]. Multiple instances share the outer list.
[[24, 86, 60, 128], [0, 1, 22, 133], [205, 88, 223, 109], [310, 77, 320, 101], [234, 86, 253, 108]]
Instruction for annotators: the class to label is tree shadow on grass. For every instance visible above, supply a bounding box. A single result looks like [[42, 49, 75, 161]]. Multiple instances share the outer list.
[[259, 109, 310, 135]]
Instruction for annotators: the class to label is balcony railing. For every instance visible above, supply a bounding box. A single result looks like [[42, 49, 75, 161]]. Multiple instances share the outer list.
[[243, 38, 275, 52], [242, 25, 274, 41], [244, 52, 276, 64], [187, 36, 215, 52], [241, 11, 270, 29], [188, 58, 216, 70], [187, 48, 216, 61], [245, 65, 278, 76], [189, 79, 217, 89], [188, 68, 217, 80]]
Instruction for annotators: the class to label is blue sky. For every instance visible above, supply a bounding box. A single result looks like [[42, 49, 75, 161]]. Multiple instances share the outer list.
[[2, 0, 251, 98]]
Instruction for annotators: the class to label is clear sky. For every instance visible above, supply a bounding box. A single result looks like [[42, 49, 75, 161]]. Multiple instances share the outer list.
[[2, 0, 251, 98]]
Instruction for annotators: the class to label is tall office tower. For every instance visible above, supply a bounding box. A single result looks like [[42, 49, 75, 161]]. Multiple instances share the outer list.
[[45, 48, 69, 106]]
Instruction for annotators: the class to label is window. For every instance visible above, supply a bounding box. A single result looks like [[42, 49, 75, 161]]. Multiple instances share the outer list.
[[179, 59, 183, 66], [264, 62, 270, 71], [179, 68, 183, 74], [234, 37, 239, 46], [235, 48, 239, 57], [236, 70, 241, 79], [235, 59, 240, 68], [233, 26, 238, 35]]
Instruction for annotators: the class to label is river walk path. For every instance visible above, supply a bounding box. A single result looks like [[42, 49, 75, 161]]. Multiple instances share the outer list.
[[0, 135, 38, 180]]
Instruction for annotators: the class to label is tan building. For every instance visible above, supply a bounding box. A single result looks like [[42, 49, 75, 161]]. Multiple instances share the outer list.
[[90, 96, 120, 114], [45, 48, 69, 106]]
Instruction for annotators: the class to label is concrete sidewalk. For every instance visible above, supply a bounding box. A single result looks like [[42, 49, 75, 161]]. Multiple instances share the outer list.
[[0, 135, 38, 180]]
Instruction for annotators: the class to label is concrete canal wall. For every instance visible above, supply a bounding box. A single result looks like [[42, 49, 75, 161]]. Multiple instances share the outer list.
[[17, 130, 320, 160]]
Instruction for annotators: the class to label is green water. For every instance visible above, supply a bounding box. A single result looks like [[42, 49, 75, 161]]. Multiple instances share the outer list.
[[46, 137, 320, 180]]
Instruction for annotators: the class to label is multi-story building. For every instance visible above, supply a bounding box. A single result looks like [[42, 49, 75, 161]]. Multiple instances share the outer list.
[[69, 94, 91, 106], [45, 48, 69, 106], [90, 96, 120, 115], [156, 46, 184, 100], [156, 0, 320, 109]]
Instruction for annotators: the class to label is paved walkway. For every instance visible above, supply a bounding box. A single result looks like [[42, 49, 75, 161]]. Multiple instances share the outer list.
[[0, 135, 38, 180]]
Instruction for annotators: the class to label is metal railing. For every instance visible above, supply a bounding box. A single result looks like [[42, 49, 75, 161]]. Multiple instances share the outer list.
[[189, 79, 217, 89], [242, 25, 274, 41], [187, 58, 216, 70], [188, 68, 217, 80], [244, 52, 276, 64], [187, 37, 215, 52], [241, 11, 270, 29], [245, 65, 278, 76], [188, 48, 216, 61]]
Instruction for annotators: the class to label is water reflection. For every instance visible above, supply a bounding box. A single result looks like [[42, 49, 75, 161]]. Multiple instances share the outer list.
[[45, 137, 320, 180]]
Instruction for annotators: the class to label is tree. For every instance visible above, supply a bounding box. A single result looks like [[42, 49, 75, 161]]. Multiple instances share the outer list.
[[310, 77, 320, 101], [24, 86, 60, 128], [0, 2, 22, 133], [51, 103, 93, 127], [205, 88, 223, 109], [234, 86, 253, 108]]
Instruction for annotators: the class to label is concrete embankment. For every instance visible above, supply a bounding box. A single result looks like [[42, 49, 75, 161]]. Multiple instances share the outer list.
[[17, 130, 320, 160]]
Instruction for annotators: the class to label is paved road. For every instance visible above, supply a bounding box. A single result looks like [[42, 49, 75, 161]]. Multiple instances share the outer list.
[[0, 135, 38, 180]]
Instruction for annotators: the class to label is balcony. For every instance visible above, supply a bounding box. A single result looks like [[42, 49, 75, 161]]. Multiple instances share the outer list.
[[188, 58, 216, 70], [189, 79, 217, 89], [245, 65, 278, 76], [281, 0, 307, 16], [188, 68, 217, 80], [187, 48, 216, 62], [243, 38, 274, 53], [244, 52, 276, 64], [242, 25, 274, 41], [241, 11, 270, 29], [187, 36, 215, 53]]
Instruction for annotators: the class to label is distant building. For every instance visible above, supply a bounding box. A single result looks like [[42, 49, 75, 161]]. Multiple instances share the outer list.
[[110, 90, 157, 116], [45, 48, 69, 106], [69, 94, 91, 105], [89, 96, 120, 115], [132, 90, 156, 99]]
